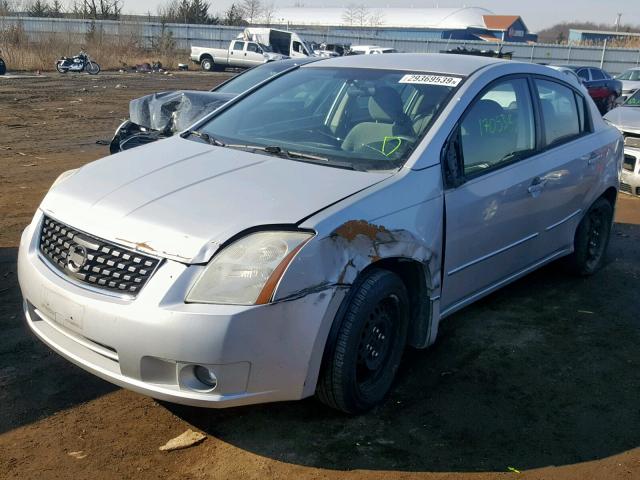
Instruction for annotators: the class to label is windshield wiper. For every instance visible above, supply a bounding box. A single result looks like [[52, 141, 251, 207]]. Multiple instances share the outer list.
[[225, 144, 331, 162], [183, 130, 226, 147]]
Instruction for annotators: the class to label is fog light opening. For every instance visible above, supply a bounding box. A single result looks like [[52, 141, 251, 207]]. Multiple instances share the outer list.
[[193, 365, 218, 390]]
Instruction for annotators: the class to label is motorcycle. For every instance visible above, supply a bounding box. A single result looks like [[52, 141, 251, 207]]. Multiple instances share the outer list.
[[56, 51, 100, 75], [0, 51, 6, 76]]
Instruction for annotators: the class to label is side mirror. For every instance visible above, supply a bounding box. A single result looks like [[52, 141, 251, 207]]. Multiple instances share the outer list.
[[442, 128, 465, 188]]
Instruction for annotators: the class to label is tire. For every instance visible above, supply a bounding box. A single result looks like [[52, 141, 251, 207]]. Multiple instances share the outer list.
[[564, 197, 613, 276], [317, 269, 410, 414], [201, 57, 214, 72], [86, 62, 100, 75], [56, 62, 67, 74], [0, 59, 6, 76]]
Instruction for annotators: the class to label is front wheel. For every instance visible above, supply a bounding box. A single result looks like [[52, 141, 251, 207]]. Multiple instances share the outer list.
[[86, 62, 100, 75], [565, 197, 613, 275], [317, 269, 409, 414], [56, 62, 67, 73]]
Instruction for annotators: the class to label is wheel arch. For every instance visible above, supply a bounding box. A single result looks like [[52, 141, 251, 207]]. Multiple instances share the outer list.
[[357, 258, 433, 349], [600, 186, 617, 207]]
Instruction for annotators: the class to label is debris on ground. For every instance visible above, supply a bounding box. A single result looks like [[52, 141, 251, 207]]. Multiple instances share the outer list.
[[158, 429, 206, 452], [68, 451, 87, 459]]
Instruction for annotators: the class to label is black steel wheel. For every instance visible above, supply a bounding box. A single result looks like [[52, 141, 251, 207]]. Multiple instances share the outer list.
[[565, 197, 613, 275], [317, 269, 409, 414]]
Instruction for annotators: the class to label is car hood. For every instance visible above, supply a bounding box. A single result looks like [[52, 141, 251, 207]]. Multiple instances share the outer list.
[[41, 136, 393, 264], [604, 106, 640, 133], [129, 90, 235, 133], [620, 80, 640, 91]]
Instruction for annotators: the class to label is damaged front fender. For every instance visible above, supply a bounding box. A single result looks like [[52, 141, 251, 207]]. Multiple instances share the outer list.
[[274, 167, 445, 348]]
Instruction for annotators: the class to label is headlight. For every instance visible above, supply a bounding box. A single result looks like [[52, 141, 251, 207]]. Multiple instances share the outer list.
[[186, 231, 313, 305], [49, 168, 79, 191]]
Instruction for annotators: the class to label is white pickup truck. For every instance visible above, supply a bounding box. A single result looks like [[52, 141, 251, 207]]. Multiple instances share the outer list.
[[191, 40, 287, 71]]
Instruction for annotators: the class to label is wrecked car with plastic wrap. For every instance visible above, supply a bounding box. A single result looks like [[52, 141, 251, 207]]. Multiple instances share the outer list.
[[19, 54, 621, 414], [109, 57, 322, 153]]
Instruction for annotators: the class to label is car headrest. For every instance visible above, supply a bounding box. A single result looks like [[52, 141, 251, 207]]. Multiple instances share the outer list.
[[369, 87, 406, 123]]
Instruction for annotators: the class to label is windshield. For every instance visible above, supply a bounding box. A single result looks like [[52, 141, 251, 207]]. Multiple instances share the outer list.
[[214, 62, 292, 95], [259, 43, 272, 52], [624, 89, 640, 107], [618, 70, 640, 81], [195, 67, 462, 171]]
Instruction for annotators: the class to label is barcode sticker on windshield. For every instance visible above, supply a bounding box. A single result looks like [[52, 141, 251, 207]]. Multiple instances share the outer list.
[[399, 74, 462, 87]]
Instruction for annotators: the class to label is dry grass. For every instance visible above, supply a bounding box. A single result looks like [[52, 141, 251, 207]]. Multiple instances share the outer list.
[[0, 28, 188, 72]]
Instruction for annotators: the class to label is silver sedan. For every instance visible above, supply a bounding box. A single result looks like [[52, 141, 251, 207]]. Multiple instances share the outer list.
[[19, 54, 621, 413]]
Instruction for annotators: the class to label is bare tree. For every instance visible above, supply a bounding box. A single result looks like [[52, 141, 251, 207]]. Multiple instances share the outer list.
[[0, 0, 18, 15], [260, 1, 276, 25], [343, 4, 370, 27], [341, 4, 358, 26], [240, 0, 262, 24], [223, 3, 246, 26], [354, 5, 369, 27], [70, 0, 121, 20], [368, 9, 384, 27]]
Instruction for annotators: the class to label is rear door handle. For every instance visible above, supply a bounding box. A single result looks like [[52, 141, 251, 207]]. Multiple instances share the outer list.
[[527, 176, 547, 197], [581, 152, 599, 165]]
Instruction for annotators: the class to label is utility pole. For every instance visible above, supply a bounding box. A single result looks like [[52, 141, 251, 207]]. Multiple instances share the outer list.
[[615, 13, 622, 32]]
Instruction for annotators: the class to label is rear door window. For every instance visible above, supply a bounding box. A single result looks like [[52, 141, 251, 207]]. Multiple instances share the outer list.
[[535, 79, 584, 146], [232, 41, 244, 51]]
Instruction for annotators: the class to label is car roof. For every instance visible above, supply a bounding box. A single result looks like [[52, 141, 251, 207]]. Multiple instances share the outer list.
[[557, 65, 601, 71], [303, 52, 506, 75]]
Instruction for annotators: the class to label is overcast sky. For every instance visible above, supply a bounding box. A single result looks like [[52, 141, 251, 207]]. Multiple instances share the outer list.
[[116, 0, 640, 32]]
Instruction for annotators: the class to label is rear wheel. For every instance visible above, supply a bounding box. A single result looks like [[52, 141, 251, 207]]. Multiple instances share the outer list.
[[201, 57, 214, 72], [565, 197, 613, 275], [56, 62, 66, 73], [317, 269, 409, 414]]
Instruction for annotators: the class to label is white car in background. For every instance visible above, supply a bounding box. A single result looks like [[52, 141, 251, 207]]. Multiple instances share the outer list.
[[348, 45, 398, 55], [615, 67, 640, 102]]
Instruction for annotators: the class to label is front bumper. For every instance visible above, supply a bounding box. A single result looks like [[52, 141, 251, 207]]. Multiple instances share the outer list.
[[18, 212, 344, 407]]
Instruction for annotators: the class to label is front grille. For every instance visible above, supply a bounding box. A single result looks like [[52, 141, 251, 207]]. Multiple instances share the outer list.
[[623, 154, 637, 172], [39, 216, 161, 296], [620, 182, 632, 194], [623, 133, 640, 147]]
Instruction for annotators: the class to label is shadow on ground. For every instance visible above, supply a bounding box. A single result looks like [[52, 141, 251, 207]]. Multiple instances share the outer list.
[[0, 247, 116, 434], [168, 222, 640, 472]]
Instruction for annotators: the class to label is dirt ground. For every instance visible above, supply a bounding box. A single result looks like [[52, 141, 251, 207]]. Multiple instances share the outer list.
[[1, 72, 639, 480]]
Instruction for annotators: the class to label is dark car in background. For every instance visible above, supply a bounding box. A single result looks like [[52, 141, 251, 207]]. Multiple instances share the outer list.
[[109, 57, 322, 153], [558, 65, 622, 114]]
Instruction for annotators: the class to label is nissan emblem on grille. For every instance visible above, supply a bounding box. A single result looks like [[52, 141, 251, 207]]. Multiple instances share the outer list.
[[39, 216, 161, 297], [66, 244, 87, 273]]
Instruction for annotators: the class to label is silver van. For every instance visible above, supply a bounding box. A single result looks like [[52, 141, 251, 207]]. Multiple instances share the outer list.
[[18, 54, 621, 413]]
